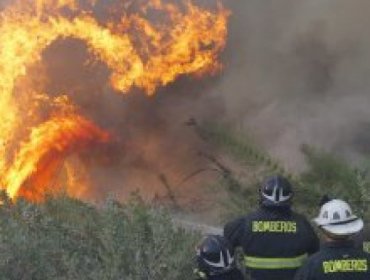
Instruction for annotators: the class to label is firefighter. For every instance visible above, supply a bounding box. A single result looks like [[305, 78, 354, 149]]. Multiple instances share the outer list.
[[195, 235, 244, 280], [224, 175, 319, 280], [294, 199, 370, 279]]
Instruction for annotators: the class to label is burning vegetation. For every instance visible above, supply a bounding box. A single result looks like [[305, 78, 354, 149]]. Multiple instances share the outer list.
[[0, 0, 229, 201]]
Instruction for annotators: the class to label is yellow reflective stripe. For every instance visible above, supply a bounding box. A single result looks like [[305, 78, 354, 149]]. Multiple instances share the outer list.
[[245, 254, 308, 269]]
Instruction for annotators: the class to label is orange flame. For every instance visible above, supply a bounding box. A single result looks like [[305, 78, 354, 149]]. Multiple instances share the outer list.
[[4, 111, 110, 202], [0, 0, 229, 200]]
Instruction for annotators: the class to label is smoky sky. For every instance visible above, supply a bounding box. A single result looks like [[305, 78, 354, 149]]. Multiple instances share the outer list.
[[217, 0, 370, 170]]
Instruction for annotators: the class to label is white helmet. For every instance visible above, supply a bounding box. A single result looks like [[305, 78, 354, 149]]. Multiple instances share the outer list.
[[314, 199, 363, 236]]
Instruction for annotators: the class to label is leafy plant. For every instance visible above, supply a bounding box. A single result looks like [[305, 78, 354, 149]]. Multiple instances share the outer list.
[[0, 192, 199, 280], [194, 122, 369, 223]]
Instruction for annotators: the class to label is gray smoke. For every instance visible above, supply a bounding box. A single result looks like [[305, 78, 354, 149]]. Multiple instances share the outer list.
[[9, 0, 370, 201], [38, 37, 219, 201], [217, 0, 370, 170]]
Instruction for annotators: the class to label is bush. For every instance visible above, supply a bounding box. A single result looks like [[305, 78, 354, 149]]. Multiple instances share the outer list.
[[300, 145, 370, 222], [194, 122, 369, 223], [0, 192, 199, 280]]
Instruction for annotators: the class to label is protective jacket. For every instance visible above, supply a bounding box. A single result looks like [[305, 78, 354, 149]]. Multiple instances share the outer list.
[[194, 268, 244, 280], [294, 240, 370, 280], [353, 226, 370, 253], [224, 206, 319, 280]]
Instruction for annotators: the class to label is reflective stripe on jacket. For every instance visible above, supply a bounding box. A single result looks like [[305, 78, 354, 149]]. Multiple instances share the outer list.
[[245, 253, 308, 269]]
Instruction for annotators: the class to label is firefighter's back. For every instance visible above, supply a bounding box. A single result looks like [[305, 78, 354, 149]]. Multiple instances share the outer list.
[[224, 175, 319, 280], [296, 243, 370, 280], [294, 199, 370, 280], [225, 206, 319, 280]]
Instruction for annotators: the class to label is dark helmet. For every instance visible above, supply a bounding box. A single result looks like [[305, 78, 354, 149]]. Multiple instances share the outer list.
[[196, 235, 235, 276], [260, 175, 293, 207]]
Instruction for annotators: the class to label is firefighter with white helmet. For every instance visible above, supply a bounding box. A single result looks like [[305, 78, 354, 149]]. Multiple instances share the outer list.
[[194, 235, 244, 280], [224, 175, 319, 280], [294, 199, 370, 280]]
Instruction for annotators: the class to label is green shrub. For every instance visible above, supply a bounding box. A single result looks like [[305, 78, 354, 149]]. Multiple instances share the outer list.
[[300, 145, 370, 222], [195, 122, 369, 223], [0, 192, 199, 280]]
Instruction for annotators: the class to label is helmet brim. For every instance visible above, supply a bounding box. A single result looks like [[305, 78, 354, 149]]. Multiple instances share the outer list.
[[315, 218, 364, 236]]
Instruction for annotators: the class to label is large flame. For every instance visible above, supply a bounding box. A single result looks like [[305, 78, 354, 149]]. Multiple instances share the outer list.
[[5, 112, 111, 202], [0, 0, 229, 201]]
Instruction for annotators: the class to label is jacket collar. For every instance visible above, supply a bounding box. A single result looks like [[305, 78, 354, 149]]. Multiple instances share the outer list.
[[260, 205, 292, 216], [323, 239, 354, 249]]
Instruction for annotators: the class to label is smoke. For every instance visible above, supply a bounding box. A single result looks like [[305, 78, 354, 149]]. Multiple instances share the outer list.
[[9, 0, 370, 202], [14, 0, 225, 202], [29, 38, 217, 201], [217, 0, 370, 170]]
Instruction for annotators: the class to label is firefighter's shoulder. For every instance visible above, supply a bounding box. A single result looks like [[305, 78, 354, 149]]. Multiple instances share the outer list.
[[224, 216, 247, 236], [289, 210, 319, 235], [296, 244, 370, 280], [224, 209, 261, 233], [223, 213, 257, 247]]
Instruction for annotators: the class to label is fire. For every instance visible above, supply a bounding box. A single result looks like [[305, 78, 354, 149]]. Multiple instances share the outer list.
[[5, 112, 110, 202], [0, 0, 229, 201]]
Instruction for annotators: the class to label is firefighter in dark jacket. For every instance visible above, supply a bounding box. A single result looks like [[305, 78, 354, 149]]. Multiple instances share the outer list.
[[294, 199, 370, 280], [224, 175, 320, 280], [195, 235, 244, 280]]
